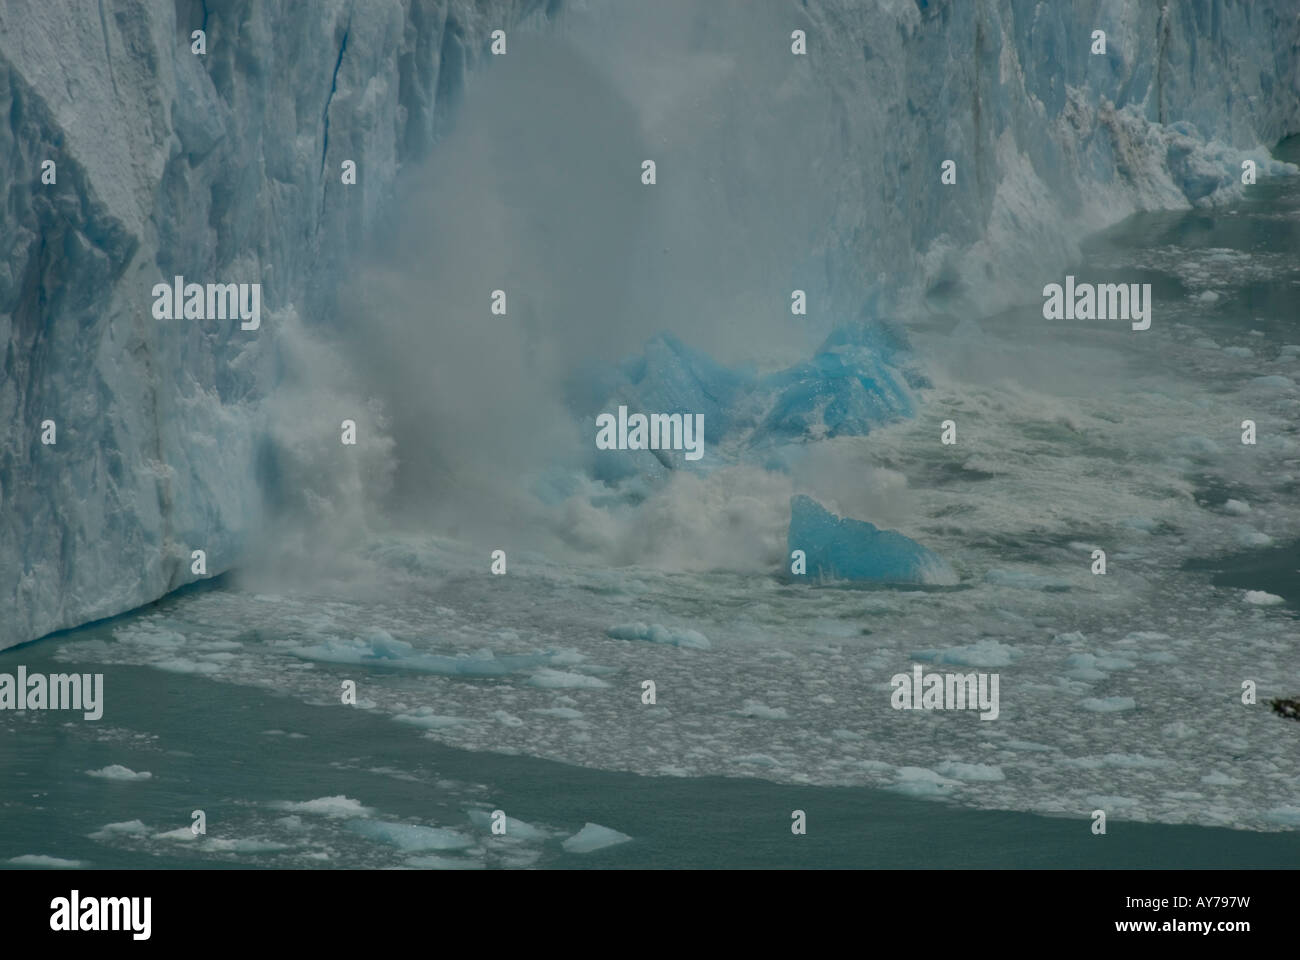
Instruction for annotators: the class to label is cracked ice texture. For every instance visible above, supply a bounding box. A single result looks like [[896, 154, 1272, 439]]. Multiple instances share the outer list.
[[1, 0, 1299, 648], [0, 0, 557, 648], [789, 0, 1300, 321]]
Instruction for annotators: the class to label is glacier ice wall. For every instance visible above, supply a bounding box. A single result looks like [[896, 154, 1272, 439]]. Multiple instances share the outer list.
[[1, 0, 1298, 648], [787, 0, 1300, 321], [0, 0, 558, 648]]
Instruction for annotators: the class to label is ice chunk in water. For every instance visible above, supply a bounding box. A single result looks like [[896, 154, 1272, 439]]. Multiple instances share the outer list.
[[788, 495, 956, 585]]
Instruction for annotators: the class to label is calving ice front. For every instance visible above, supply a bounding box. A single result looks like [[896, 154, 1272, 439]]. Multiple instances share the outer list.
[[596, 405, 705, 461], [1042, 275, 1152, 330]]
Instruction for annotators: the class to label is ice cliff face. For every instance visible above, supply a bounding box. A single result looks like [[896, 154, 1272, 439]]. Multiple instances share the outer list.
[[788, 0, 1300, 320], [0, 0, 558, 648], [1, 0, 1298, 648]]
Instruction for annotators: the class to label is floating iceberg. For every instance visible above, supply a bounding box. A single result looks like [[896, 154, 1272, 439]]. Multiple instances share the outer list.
[[606, 622, 711, 650], [346, 819, 474, 853], [88, 820, 151, 841], [561, 822, 632, 854], [7, 855, 87, 869], [787, 496, 957, 585], [466, 809, 548, 840], [85, 765, 152, 782], [274, 796, 376, 819]]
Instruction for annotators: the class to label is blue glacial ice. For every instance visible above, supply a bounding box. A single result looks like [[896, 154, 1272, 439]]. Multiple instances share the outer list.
[[787, 495, 957, 586], [584, 333, 751, 481], [585, 321, 920, 479], [751, 323, 924, 444]]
